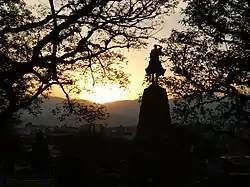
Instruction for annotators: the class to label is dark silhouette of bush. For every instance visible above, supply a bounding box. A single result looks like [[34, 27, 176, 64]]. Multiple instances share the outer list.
[[29, 131, 51, 176]]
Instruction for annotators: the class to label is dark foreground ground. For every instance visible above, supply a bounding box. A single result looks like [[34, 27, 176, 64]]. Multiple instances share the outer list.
[[2, 128, 250, 187]]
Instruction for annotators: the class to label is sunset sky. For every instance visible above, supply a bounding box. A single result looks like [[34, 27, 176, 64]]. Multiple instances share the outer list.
[[26, 0, 184, 103]]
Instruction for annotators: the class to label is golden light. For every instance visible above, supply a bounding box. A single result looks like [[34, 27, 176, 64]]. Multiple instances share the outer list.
[[79, 84, 129, 103]]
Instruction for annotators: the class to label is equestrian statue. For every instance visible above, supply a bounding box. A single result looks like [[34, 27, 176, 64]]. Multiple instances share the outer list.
[[145, 44, 166, 84]]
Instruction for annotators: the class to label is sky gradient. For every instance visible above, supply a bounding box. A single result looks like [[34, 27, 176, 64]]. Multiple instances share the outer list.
[[25, 0, 184, 103]]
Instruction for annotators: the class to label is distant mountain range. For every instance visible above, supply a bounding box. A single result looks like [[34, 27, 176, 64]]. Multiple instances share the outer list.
[[20, 95, 227, 128], [21, 97, 159, 127]]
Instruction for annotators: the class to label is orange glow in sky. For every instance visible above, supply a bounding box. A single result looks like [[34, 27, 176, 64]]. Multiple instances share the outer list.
[[79, 84, 130, 103], [26, 0, 184, 103]]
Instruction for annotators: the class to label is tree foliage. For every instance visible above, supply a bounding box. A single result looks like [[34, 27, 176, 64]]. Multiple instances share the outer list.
[[0, 0, 178, 125], [163, 0, 250, 129], [51, 99, 109, 124]]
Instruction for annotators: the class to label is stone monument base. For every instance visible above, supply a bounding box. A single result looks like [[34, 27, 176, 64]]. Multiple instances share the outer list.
[[135, 84, 171, 142]]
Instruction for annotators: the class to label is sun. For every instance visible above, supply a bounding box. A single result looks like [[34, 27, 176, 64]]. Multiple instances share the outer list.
[[79, 84, 129, 103]]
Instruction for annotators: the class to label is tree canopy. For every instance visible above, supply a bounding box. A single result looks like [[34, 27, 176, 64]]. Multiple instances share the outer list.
[[163, 0, 250, 129], [0, 0, 178, 125]]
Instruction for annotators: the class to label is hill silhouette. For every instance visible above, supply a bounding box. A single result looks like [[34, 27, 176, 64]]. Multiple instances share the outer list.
[[20, 95, 227, 128], [21, 97, 143, 127]]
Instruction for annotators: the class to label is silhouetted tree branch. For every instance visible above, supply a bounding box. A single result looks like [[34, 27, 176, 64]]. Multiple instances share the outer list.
[[163, 0, 250, 128], [0, 0, 178, 126]]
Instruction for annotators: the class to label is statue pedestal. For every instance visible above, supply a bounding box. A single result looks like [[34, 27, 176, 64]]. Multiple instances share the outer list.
[[135, 84, 171, 141]]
